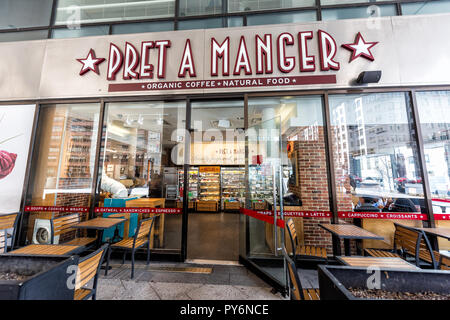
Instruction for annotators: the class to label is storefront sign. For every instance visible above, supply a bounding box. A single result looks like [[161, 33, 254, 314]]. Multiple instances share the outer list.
[[74, 27, 381, 94]]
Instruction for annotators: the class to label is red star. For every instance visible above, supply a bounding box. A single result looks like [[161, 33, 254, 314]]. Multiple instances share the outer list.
[[76, 49, 105, 76], [341, 32, 378, 63]]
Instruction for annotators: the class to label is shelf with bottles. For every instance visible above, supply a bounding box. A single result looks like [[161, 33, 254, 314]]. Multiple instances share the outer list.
[[221, 167, 245, 210], [198, 169, 221, 203], [177, 167, 199, 201], [249, 165, 273, 202]]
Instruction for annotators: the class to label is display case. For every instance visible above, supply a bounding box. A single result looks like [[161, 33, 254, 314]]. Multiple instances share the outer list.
[[197, 166, 220, 212], [177, 167, 199, 207], [221, 167, 245, 211], [249, 165, 274, 210]]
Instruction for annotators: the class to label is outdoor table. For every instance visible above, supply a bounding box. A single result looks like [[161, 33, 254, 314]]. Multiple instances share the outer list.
[[319, 223, 384, 256], [71, 217, 126, 249], [416, 227, 450, 241], [336, 256, 420, 270], [6, 244, 81, 256]]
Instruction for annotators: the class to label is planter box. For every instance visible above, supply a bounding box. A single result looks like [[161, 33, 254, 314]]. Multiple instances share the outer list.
[[318, 265, 450, 300], [0, 255, 78, 300]]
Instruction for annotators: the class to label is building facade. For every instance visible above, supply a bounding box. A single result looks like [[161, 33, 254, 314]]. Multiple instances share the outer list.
[[0, 0, 450, 291]]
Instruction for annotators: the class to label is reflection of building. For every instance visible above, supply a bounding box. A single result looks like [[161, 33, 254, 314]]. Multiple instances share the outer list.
[[331, 94, 418, 194]]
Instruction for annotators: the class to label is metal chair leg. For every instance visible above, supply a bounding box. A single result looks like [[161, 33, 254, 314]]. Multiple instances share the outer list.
[[105, 247, 112, 276], [131, 249, 135, 279], [147, 241, 150, 265]]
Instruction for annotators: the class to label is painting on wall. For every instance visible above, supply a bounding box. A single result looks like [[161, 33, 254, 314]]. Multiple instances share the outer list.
[[0, 105, 36, 214]]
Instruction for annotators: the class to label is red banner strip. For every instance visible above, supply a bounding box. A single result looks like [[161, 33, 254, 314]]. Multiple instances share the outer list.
[[432, 198, 450, 204], [434, 214, 450, 221], [108, 75, 337, 93], [240, 208, 285, 228], [94, 207, 182, 214], [24, 206, 90, 213], [338, 211, 428, 220]]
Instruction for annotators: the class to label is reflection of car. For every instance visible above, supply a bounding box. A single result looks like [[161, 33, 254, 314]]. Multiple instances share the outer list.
[[428, 176, 450, 196], [395, 177, 408, 183], [360, 179, 381, 190], [387, 198, 425, 213]]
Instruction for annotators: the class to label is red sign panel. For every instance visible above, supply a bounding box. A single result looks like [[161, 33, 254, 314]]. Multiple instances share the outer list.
[[108, 75, 336, 93], [24, 206, 90, 213], [94, 207, 182, 214]]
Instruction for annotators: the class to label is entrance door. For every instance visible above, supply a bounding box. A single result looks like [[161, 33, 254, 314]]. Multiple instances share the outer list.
[[186, 99, 245, 262], [241, 112, 287, 291]]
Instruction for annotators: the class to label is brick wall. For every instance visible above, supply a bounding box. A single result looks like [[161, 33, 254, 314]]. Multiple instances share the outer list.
[[288, 127, 334, 253], [287, 126, 356, 255]]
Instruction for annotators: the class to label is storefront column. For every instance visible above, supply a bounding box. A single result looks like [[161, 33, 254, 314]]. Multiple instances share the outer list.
[[409, 91, 436, 228], [322, 93, 341, 256]]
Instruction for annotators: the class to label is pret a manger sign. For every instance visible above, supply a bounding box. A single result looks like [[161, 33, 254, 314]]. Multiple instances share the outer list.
[[76, 29, 378, 92]]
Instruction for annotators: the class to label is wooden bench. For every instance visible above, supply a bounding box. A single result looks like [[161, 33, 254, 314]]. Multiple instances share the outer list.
[[0, 230, 6, 254], [286, 218, 327, 261], [365, 223, 439, 269], [283, 248, 320, 300], [439, 255, 450, 270], [74, 244, 108, 300], [105, 217, 156, 279], [0, 213, 20, 253], [51, 213, 96, 247]]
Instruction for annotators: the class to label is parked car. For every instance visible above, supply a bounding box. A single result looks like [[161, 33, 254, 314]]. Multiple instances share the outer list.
[[387, 197, 425, 213]]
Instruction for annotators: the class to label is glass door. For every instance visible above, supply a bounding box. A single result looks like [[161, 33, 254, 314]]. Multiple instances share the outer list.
[[241, 112, 287, 291]]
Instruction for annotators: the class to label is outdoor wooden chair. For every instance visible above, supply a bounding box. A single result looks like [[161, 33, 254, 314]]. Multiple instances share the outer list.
[[51, 213, 97, 247], [0, 212, 21, 253], [73, 244, 109, 300], [439, 255, 450, 270], [285, 218, 327, 263], [0, 230, 6, 254], [282, 248, 320, 300], [365, 223, 439, 269], [105, 217, 156, 279]]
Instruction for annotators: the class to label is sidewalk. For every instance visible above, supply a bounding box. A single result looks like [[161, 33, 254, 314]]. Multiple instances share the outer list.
[[94, 261, 317, 300]]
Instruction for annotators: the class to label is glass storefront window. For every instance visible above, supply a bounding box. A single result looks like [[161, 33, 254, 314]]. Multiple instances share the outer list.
[[321, 0, 391, 5], [229, 0, 315, 12], [55, 0, 175, 25], [416, 90, 450, 249], [402, 0, 450, 16], [51, 25, 109, 39], [322, 4, 397, 21], [26, 103, 101, 242], [416, 91, 450, 201], [179, 0, 223, 16], [329, 93, 425, 249], [0, 105, 36, 214], [178, 17, 223, 30], [99, 101, 186, 251], [228, 16, 243, 27], [247, 10, 317, 26], [0, 30, 48, 42], [0, 0, 53, 30], [112, 21, 174, 35]]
